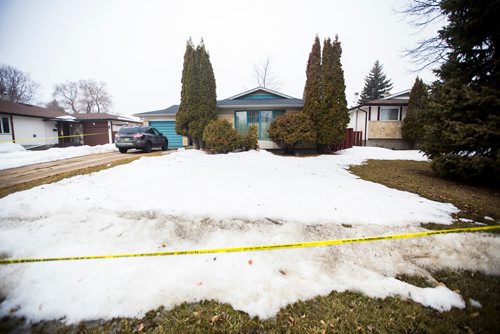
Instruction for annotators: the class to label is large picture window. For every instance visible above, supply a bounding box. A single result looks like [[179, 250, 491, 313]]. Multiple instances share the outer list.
[[234, 110, 285, 140], [379, 107, 399, 121], [0, 116, 10, 134]]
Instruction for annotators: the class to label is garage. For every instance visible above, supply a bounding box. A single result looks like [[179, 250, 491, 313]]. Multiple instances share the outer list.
[[149, 121, 183, 148]]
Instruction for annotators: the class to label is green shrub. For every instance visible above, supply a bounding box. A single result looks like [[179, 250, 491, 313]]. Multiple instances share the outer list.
[[203, 120, 259, 153], [268, 112, 316, 153], [431, 153, 500, 185], [241, 125, 258, 151], [202, 119, 241, 153]]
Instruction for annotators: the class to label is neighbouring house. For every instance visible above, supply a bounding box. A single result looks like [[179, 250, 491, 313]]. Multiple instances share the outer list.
[[0, 100, 140, 149], [348, 90, 410, 150], [69, 112, 141, 147], [134, 87, 304, 149]]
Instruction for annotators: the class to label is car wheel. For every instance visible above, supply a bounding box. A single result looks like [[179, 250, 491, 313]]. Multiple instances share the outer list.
[[143, 141, 152, 153], [161, 140, 168, 151], [119, 148, 128, 154]]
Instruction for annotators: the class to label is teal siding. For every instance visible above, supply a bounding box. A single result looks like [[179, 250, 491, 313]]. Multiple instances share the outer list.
[[149, 121, 183, 148]]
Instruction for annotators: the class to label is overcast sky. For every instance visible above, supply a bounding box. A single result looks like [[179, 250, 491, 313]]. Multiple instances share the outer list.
[[0, 0, 439, 116]]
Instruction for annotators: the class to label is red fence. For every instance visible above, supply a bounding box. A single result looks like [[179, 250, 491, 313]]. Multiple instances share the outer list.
[[331, 128, 363, 151]]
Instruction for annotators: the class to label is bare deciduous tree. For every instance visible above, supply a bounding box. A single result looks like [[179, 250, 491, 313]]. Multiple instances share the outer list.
[[53, 81, 79, 113], [53, 79, 112, 114], [89, 80, 112, 114], [0, 64, 40, 103], [398, 0, 448, 70], [253, 56, 282, 90]]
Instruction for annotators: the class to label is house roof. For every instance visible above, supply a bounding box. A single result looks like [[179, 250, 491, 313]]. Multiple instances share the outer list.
[[72, 113, 141, 123], [134, 104, 179, 117], [134, 88, 304, 117], [216, 98, 304, 108], [0, 101, 140, 123], [363, 99, 409, 106], [225, 87, 296, 100], [381, 90, 410, 100], [349, 98, 409, 111], [0, 100, 69, 119]]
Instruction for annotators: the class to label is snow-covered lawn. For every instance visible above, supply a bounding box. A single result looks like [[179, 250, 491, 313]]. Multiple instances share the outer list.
[[0, 147, 498, 323], [0, 143, 117, 170]]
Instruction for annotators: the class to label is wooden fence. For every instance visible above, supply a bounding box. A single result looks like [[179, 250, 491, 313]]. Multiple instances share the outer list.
[[331, 128, 363, 151]]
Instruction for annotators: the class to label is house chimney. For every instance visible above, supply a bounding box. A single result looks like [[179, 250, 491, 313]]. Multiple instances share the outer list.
[[0, 92, 10, 101]]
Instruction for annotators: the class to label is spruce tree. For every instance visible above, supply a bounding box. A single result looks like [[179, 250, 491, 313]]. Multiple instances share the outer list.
[[358, 60, 393, 103], [401, 77, 428, 149], [419, 0, 500, 184], [330, 35, 349, 145], [303, 36, 322, 142]]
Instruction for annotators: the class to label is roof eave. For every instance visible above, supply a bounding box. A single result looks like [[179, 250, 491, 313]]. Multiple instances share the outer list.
[[217, 104, 303, 109], [225, 87, 297, 100]]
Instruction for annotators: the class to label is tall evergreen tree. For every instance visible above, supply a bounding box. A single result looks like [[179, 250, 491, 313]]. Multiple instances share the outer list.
[[176, 38, 196, 139], [330, 36, 349, 145], [176, 38, 217, 148], [302, 35, 349, 152], [401, 77, 428, 148], [358, 60, 393, 103], [303, 36, 322, 140], [418, 0, 500, 183], [317, 38, 337, 151], [188, 41, 217, 148]]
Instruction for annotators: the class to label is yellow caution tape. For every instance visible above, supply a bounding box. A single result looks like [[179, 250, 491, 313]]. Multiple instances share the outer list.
[[0, 132, 110, 144], [0, 225, 498, 265]]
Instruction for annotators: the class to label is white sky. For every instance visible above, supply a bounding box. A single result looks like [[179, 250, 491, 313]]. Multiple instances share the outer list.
[[0, 0, 439, 115]]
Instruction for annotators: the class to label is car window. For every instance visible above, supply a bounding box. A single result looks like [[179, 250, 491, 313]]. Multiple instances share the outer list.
[[119, 127, 139, 134], [146, 128, 155, 135], [153, 129, 161, 136]]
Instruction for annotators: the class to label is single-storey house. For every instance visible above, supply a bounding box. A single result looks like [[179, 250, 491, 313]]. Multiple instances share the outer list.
[[0, 100, 140, 148], [347, 90, 410, 150], [134, 87, 304, 149]]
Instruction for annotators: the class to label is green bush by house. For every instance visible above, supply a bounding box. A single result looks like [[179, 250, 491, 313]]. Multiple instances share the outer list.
[[268, 112, 316, 154], [203, 120, 258, 153]]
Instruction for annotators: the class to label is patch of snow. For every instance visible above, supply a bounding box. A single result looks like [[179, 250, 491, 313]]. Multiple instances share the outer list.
[[117, 115, 141, 123], [469, 298, 482, 308], [484, 216, 494, 221], [0, 142, 26, 154], [459, 218, 474, 223], [0, 148, 496, 324], [0, 144, 117, 170], [337, 147, 428, 164], [56, 115, 76, 120], [0, 149, 456, 225], [475, 222, 487, 226]]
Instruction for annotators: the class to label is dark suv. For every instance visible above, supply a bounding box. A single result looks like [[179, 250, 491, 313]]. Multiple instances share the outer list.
[[115, 126, 168, 153]]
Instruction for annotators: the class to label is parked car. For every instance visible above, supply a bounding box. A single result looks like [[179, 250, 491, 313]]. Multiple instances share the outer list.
[[115, 126, 168, 153]]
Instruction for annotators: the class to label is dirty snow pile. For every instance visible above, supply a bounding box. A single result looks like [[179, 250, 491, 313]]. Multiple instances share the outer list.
[[0, 142, 26, 154], [0, 147, 498, 324], [0, 143, 117, 170]]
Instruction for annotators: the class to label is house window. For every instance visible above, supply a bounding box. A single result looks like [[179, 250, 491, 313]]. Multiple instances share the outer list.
[[0, 116, 10, 134], [234, 110, 285, 140], [379, 107, 399, 121]]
